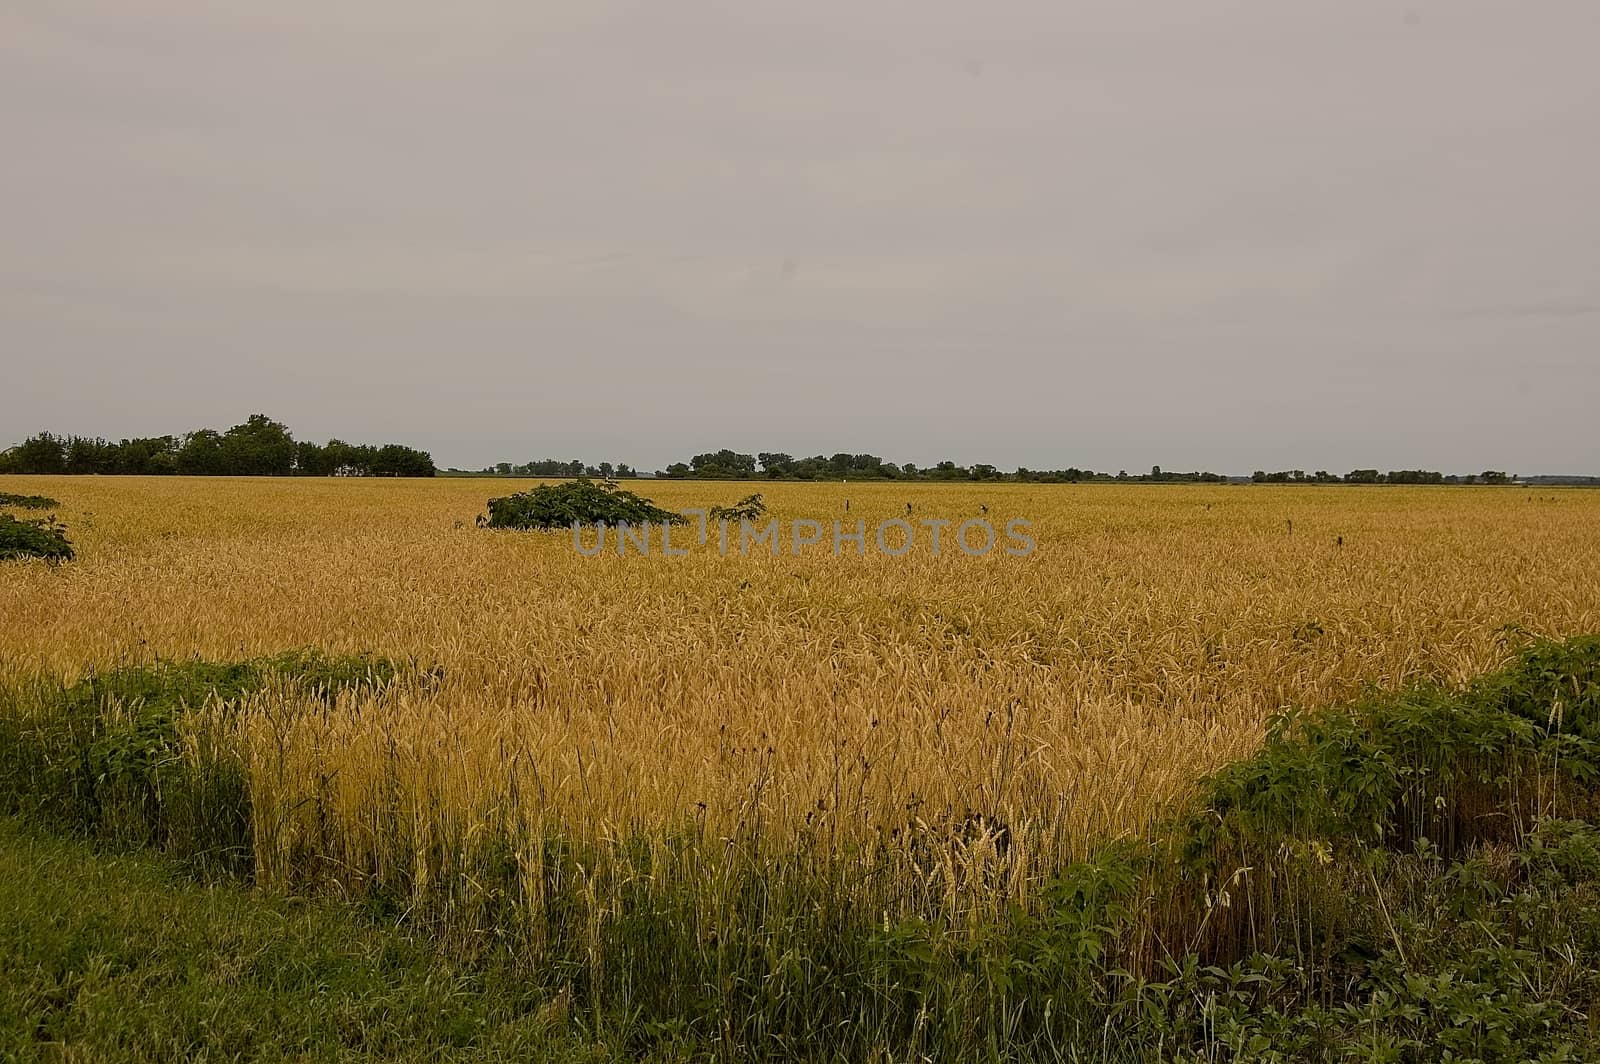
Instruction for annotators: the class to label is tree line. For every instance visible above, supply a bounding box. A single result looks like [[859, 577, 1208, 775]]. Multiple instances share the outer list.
[[658, 450, 1153, 482], [460, 450, 1224, 483], [466, 459, 641, 479], [1253, 469, 1511, 485], [0, 415, 436, 477], [663, 452, 1514, 484], [455, 449, 1524, 485]]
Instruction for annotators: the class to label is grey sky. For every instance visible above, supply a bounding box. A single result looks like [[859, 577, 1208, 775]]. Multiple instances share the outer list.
[[3, 1, 1597, 475]]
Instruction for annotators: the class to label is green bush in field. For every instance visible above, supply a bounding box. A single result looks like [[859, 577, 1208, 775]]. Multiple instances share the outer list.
[[483, 478, 685, 530], [709, 493, 768, 521], [0, 513, 73, 562], [0, 492, 60, 510]]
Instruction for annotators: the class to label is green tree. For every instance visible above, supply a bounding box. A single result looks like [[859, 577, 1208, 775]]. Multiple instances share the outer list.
[[758, 453, 795, 478], [177, 430, 227, 475], [294, 441, 335, 476], [12, 433, 67, 474], [691, 450, 758, 478], [221, 415, 296, 476]]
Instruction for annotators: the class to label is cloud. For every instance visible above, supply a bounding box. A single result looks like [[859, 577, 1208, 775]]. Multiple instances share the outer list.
[[2, 0, 1598, 472]]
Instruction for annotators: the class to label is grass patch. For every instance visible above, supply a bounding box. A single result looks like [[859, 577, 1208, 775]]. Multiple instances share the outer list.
[[0, 817, 617, 1063]]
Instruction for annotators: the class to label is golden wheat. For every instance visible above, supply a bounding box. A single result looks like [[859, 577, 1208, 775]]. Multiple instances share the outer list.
[[4, 475, 1599, 909]]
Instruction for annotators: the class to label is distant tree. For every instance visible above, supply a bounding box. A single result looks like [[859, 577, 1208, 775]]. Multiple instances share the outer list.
[[852, 453, 886, 477], [177, 430, 228, 475], [65, 437, 111, 475], [321, 440, 360, 476], [789, 456, 828, 480], [7, 418, 431, 478], [379, 444, 436, 477], [12, 433, 68, 474], [118, 437, 179, 474], [690, 450, 758, 478], [1385, 469, 1444, 485], [295, 441, 334, 476], [220, 415, 295, 476], [758, 453, 795, 478]]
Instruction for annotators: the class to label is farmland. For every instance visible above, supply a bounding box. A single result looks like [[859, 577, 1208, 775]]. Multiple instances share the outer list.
[[5, 476, 1600, 1060]]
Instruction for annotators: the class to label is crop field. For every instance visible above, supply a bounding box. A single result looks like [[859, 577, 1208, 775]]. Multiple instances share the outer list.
[[5, 478, 1599, 855], [5, 476, 1600, 1058]]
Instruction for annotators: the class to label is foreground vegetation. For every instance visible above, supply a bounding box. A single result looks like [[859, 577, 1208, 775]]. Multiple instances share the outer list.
[[4, 639, 1600, 1059], [0, 818, 616, 1062]]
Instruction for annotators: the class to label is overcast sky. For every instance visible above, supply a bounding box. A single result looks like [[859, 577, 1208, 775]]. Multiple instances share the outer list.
[[3, 2, 1597, 474]]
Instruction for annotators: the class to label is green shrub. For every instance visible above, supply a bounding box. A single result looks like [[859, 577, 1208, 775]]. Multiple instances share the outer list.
[[0, 513, 73, 562], [1484, 633, 1600, 742], [709, 493, 768, 521], [484, 478, 685, 530], [0, 492, 59, 510]]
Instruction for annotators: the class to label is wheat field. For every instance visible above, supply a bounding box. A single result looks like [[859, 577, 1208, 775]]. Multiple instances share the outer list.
[[4, 476, 1599, 915]]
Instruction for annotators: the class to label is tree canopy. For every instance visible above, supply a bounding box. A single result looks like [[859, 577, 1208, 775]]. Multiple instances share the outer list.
[[0, 416, 435, 478]]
